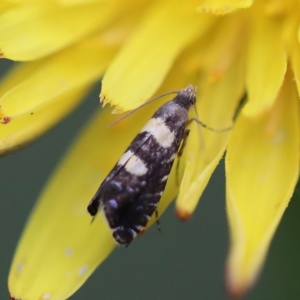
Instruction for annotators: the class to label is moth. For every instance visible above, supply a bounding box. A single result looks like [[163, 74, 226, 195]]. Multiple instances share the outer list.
[[87, 85, 196, 246]]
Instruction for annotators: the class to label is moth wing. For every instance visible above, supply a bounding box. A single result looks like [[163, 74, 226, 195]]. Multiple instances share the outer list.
[[87, 126, 157, 216]]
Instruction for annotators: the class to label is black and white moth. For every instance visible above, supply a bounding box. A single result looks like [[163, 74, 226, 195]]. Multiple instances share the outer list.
[[87, 85, 196, 246]]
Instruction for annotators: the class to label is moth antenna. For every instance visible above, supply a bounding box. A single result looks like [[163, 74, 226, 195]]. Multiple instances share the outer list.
[[108, 90, 181, 128]]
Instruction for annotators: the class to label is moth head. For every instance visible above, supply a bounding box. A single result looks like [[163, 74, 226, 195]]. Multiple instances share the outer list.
[[175, 84, 197, 110]]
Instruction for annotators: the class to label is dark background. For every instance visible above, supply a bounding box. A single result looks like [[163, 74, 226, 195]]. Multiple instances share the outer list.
[[1, 60, 300, 300]]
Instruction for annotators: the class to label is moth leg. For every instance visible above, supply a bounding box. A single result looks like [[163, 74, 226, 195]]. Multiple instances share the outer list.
[[187, 117, 232, 132], [175, 129, 190, 186], [155, 210, 162, 233], [178, 129, 190, 157]]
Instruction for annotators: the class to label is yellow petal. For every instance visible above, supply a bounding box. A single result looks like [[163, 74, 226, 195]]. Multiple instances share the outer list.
[[290, 20, 300, 94], [60, 0, 108, 4], [264, 0, 295, 16], [0, 1, 12, 12], [7, 0, 104, 4], [225, 70, 299, 298], [243, 9, 287, 117], [0, 2, 123, 61], [0, 36, 116, 123], [101, 0, 214, 112], [9, 109, 115, 300], [0, 87, 87, 155], [9, 107, 178, 300], [197, 0, 253, 15], [176, 16, 245, 218]]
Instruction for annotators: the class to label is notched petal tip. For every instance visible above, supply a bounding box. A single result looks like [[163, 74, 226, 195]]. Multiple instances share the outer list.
[[99, 93, 125, 114], [100, 93, 127, 114], [112, 106, 125, 114], [99, 94, 106, 105], [175, 208, 192, 221]]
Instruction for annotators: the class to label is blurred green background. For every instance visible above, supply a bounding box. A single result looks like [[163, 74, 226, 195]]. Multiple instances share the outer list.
[[1, 60, 300, 300]]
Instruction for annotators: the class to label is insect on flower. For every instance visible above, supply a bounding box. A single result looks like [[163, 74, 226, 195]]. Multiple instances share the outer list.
[[87, 85, 221, 246]]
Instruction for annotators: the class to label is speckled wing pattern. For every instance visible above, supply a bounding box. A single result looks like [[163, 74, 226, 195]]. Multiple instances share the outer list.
[[88, 85, 196, 246]]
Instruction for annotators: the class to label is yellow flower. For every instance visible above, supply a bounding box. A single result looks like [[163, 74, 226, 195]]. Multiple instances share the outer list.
[[2, 0, 299, 299]]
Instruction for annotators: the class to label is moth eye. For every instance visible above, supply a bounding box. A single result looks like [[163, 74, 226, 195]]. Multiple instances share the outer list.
[[108, 199, 118, 209]]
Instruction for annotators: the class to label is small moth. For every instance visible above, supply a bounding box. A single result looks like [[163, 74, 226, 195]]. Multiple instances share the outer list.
[[87, 85, 196, 246]]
